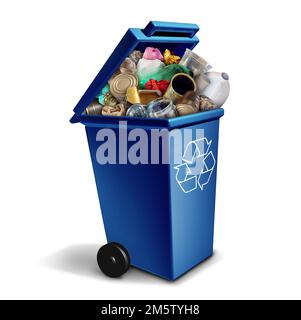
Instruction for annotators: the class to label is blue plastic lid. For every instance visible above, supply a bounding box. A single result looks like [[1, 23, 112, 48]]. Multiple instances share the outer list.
[[70, 21, 200, 124]]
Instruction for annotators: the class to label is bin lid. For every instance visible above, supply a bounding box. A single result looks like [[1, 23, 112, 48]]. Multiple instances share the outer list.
[[70, 21, 200, 123]]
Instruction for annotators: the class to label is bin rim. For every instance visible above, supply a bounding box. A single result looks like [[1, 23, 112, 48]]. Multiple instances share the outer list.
[[71, 108, 224, 129]]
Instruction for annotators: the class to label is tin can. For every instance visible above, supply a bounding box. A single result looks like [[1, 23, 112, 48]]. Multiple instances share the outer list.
[[176, 91, 200, 116], [110, 73, 138, 102], [163, 73, 196, 103], [85, 99, 103, 115]]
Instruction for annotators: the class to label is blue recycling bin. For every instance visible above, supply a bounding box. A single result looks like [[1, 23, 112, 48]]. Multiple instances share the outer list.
[[70, 21, 224, 280]]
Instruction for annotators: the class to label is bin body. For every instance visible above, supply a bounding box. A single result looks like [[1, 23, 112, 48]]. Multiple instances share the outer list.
[[71, 21, 224, 280], [85, 109, 223, 280]]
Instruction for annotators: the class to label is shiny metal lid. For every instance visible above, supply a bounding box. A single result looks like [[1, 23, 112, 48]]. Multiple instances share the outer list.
[[110, 74, 138, 101]]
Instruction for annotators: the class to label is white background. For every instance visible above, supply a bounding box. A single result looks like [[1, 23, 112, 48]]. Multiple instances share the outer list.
[[0, 0, 300, 300]]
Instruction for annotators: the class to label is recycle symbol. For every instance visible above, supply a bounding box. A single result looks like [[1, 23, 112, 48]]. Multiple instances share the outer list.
[[174, 137, 216, 193]]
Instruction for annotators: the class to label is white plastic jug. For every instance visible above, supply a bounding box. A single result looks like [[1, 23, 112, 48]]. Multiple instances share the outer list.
[[201, 72, 230, 107]]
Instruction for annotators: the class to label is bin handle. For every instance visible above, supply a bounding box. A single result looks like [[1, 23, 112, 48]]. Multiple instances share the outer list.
[[142, 21, 199, 38]]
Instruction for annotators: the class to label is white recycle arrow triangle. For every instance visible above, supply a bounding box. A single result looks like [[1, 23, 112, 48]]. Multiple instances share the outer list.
[[174, 137, 216, 193], [182, 138, 212, 164], [174, 163, 191, 182], [198, 151, 216, 190], [174, 163, 198, 193]]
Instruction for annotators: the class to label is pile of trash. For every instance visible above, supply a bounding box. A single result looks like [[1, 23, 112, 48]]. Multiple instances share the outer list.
[[85, 47, 230, 119]]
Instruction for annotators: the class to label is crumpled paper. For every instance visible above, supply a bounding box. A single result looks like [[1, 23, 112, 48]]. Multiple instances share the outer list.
[[143, 47, 164, 61]]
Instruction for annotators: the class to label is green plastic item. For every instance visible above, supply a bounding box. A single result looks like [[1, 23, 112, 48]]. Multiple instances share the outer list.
[[139, 64, 193, 88]]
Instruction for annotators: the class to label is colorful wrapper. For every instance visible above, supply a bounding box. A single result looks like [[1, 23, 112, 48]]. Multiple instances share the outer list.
[[164, 49, 181, 65], [126, 87, 141, 105], [97, 85, 110, 104]]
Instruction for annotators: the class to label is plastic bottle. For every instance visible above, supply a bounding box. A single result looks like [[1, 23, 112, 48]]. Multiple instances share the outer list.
[[201, 72, 230, 107]]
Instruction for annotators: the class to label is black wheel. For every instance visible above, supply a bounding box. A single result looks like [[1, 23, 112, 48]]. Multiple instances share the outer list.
[[97, 242, 130, 278]]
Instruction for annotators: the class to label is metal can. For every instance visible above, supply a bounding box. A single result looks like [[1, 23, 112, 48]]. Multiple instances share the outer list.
[[85, 99, 103, 115], [176, 91, 200, 116], [109, 73, 138, 102], [163, 73, 196, 103]]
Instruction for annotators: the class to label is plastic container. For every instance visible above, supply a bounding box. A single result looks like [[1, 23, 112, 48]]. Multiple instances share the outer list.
[[147, 98, 177, 118], [201, 72, 230, 107], [70, 21, 224, 281], [179, 48, 211, 76]]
